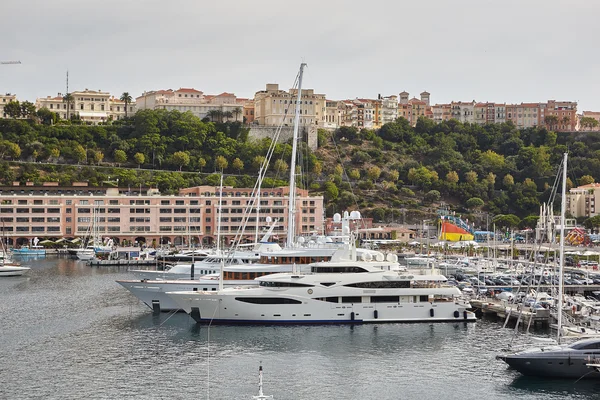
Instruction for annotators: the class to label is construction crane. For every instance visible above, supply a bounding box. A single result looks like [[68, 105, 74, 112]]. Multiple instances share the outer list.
[[1, 61, 21, 65]]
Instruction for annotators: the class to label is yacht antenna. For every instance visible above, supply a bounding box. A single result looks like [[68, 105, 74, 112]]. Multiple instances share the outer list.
[[557, 152, 567, 344], [286, 63, 306, 249]]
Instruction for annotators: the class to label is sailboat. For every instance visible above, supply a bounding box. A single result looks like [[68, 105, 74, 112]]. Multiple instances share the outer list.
[[497, 153, 600, 379], [0, 235, 30, 277]]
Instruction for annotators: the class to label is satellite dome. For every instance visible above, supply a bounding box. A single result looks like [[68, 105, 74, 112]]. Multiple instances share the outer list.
[[375, 253, 384, 262], [333, 213, 342, 223]]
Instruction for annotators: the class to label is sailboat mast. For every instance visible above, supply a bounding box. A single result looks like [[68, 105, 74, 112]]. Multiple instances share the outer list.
[[286, 62, 306, 249], [557, 152, 567, 344]]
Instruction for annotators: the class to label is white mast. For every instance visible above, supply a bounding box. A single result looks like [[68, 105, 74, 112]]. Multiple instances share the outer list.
[[218, 174, 225, 291], [286, 63, 306, 249], [557, 152, 567, 344]]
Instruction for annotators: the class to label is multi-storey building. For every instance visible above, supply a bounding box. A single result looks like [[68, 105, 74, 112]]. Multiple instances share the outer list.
[[380, 95, 398, 126], [567, 183, 600, 218], [450, 101, 475, 124], [36, 89, 135, 124], [136, 88, 243, 121], [431, 103, 452, 123], [323, 100, 345, 129], [241, 99, 255, 124], [253, 84, 326, 127], [0, 93, 17, 118], [506, 103, 539, 128], [544, 100, 577, 131], [0, 183, 324, 247], [580, 111, 600, 131]]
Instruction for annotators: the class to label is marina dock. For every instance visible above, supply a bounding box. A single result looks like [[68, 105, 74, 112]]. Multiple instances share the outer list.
[[470, 298, 551, 328]]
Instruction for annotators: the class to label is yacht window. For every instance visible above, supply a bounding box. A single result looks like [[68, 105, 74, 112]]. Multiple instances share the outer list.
[[235, 297, 302, 305], [371, 296, 400, 303], [572, 341, 600, 350], [419, 295, 429, 302], [341, 296, 361, 303], [345, 281, 410, 289], [320, 282, 336, 287], [259, 281, 314, 288], [311, 266, 369, 273]]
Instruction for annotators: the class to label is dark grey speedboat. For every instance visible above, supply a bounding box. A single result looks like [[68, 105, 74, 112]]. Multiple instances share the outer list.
[[497, 338, 600, 379]]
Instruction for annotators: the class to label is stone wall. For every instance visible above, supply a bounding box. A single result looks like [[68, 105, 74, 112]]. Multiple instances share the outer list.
[[248, 125, 318, 150]]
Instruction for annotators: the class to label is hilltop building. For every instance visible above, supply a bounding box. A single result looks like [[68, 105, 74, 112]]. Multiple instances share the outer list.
[[567, 183, 600, 218], [0, 93, 17, 118], [36, 89, 135, 124]]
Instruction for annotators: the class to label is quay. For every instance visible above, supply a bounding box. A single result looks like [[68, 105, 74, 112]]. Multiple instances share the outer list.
[[470, 298, 551, 328]]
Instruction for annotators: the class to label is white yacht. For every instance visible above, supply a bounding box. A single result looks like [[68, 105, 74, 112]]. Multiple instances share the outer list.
[[118, 244, 391, 312], [129, 252, 260, 280], [167, 242, 475, 324]]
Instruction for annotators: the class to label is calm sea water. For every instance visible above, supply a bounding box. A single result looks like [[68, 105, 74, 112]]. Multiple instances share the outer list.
[[1, 257, 600, 400]]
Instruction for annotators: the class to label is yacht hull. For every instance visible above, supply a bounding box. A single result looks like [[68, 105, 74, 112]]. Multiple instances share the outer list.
[[168, 291, 476, 325], [499, 354, 600, 379], [0, 266, 31, 276]]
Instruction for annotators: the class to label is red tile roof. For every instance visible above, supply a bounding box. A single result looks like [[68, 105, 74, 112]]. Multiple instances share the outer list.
[[176, 88, 203, 94]]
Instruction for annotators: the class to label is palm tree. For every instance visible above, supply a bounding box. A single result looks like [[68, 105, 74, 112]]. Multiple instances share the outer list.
[[561, 116, 571, 131], [223, 111, 233, 121], [120, 92, 133, 118], [232, 107, 242, 122], [206, 110, 220, 122], [63, 93, 74, 120]]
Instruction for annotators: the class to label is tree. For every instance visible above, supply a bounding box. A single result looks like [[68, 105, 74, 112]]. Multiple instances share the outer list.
[[120, 92, 133, 118], [503, 174, 514, 188], [323, 181, 339, 201], [349, 169, 361, 180], [579, 175, 595, 186], [465, 171, 478, 184], [232, 107, 242, 122], [580, 116, 599, 131], [198, 157, 206, 172], [36, 108, 58, 125], [387, 170, 399, 182], [223, 111, 233, 121], [172, 151, 190, 171], [492, 214, 521, 230], [73, 144, 86, 164], [446, 171, 459, 184], [479, 150, 505, 173], [274, 159, 288, 174], [91, 150, 104, 165], [367, 166, 381, 182], [134, 152, 145, 168], [584, 215, 600, 230], [63, 93, 74, 120], [3, 100, 21, 119], [407, 166, 438, 190], [544, 115, 559, 130], [113, 149, 127, 166], [466, 197, 484, 209], [232, 157, 244, 173], [252, 155, 265, 171], [424, 190, 441, 203], [214, 155, 228, 171]]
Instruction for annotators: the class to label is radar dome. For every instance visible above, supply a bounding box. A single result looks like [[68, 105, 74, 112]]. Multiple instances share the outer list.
[[350, 211, 361, 220], [361, 253, 372, 262], [386, 253, 398, 262], [333, 213, 342, 223], [375, 253, 384, 262], [297, 236, 306, 244], [266, 216, 272, 223], [316, 237, 326, 244]]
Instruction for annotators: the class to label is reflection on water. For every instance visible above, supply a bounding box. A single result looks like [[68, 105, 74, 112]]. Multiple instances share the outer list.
[[0, 257, 599, 399]]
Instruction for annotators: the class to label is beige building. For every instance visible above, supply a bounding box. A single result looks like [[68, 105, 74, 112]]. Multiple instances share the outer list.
[[36, 89, 135, 124], [253, 84, 326, 127], [0, 183, 324, 247], [450, 101, 475, 123], [323, 100, 345, 129], [580, 111, 600, 131], [136, 88, 243, 121], [0, 93, 17, 118], [567, 183, 600, 218]]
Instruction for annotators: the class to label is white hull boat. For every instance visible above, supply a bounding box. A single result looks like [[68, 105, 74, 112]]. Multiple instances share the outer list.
[[0, 265, 31, 277]]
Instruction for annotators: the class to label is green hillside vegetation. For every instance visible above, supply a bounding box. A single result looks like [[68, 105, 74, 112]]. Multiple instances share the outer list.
[[1, 106, 600, 229]]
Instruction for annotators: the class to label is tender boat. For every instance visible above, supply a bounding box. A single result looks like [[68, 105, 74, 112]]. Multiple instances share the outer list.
[[12, 245, 46, 256], [0, 264, 31, 277]]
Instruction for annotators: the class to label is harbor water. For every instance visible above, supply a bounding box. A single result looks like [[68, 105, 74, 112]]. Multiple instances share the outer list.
[[1, 257, 600, 399]]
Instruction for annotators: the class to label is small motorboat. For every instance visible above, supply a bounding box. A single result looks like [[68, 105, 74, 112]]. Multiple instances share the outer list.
[[0, 264, 31, 277]]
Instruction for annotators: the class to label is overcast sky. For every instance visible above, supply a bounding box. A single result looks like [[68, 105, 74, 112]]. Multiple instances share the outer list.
[[2, 0, 599, 111]]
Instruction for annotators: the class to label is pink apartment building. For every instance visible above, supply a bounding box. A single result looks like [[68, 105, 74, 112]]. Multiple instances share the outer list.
[[0, 182, 324, 248]]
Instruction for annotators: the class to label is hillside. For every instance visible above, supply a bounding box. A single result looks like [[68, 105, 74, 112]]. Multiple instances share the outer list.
[[1, 110, 600, 229]]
